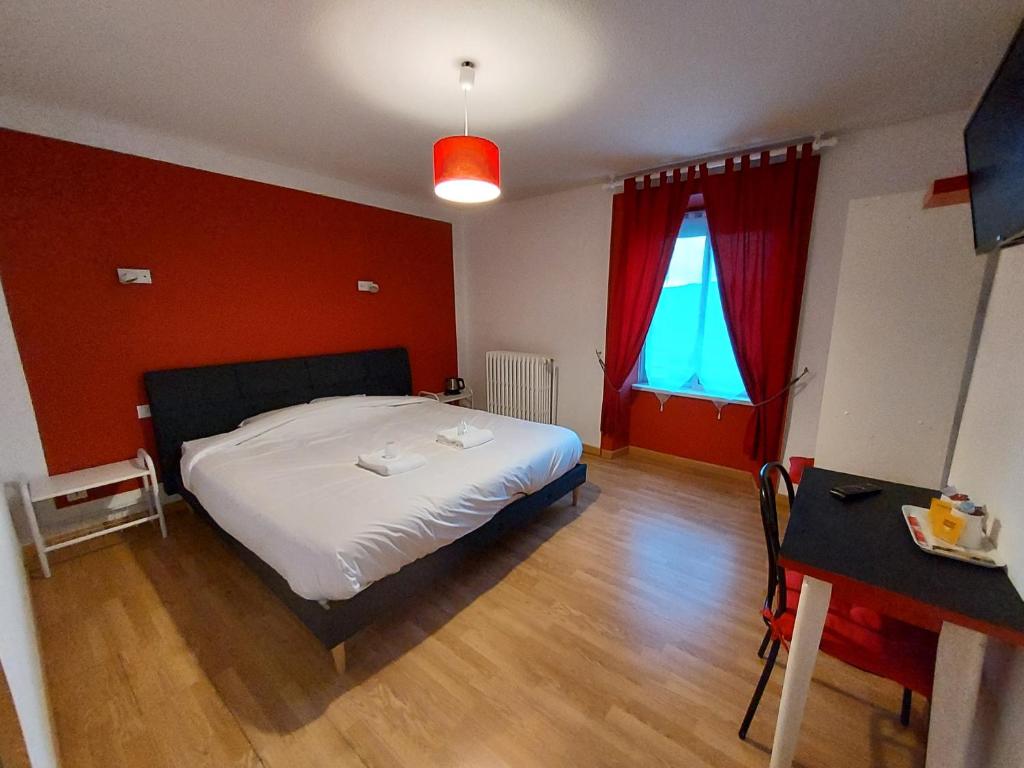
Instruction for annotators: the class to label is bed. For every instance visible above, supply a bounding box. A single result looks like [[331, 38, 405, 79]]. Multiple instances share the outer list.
[[144, 347, 587, 670]]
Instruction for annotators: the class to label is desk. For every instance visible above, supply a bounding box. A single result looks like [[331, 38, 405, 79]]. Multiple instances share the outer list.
[[771, 467, 1024, 768]]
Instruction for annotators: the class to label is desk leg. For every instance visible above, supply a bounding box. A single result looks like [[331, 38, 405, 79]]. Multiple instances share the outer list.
[[925, 622, 987, 768], [768, 575, 831, 768]]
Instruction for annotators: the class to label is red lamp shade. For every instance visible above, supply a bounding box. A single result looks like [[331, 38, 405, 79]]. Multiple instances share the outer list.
[[433, 135, 501, 203]]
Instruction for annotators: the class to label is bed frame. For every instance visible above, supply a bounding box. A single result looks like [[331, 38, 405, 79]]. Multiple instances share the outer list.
[[144, 347, 586, 671]]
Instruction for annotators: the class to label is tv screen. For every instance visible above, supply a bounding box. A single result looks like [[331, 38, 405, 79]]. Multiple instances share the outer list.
[[965, 20, 1024, 254]]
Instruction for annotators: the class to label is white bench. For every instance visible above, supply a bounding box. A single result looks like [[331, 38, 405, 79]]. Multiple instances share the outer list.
[[19, 449, 167, 577]]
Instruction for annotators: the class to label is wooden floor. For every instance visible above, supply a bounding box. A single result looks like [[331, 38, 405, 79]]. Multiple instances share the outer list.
[[29, 455, 927, 767], [0, 662, 31, 768]]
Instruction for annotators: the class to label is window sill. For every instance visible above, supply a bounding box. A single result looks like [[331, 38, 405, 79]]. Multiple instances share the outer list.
[[632, 383, 751, 407]]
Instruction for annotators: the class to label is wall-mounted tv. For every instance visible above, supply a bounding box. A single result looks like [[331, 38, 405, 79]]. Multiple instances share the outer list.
[[964, 19, 1024, 254]]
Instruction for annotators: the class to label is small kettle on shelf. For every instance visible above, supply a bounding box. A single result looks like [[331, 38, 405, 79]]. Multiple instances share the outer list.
[[444, 377, 465, 396]]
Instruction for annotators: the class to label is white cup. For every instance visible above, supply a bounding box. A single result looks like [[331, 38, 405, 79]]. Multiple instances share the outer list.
[[383, 441, 397, 459], [457, 420, 468, 436], [957, 510, 987, 550]]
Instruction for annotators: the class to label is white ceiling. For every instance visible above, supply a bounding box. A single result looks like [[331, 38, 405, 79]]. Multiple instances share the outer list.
[[1, 1, 1020, 202]]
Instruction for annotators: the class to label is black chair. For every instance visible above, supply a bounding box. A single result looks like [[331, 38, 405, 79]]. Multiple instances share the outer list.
[[739, 462, 925, 741], [739, 461, 793, 740]]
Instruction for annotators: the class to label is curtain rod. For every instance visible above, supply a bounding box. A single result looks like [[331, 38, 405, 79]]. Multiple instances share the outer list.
[[604, 134, 838, 190]]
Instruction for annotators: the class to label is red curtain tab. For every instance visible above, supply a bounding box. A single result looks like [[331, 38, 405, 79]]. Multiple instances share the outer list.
[[701, 144, 820, 467], [600, 168, 695, 448]]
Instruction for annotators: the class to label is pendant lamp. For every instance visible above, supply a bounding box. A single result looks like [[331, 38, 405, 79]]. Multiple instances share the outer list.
[[433, 61, 501, 203]]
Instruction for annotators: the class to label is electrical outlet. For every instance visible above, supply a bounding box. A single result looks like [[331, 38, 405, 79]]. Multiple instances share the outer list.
[[66, 490, 88, 502]]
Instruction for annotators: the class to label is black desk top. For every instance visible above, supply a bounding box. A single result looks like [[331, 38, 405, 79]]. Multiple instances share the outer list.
[[780, 467, 1024, 646]]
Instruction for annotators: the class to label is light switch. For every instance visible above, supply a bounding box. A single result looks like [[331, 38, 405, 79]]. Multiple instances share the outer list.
[[357, 280, 380, 293], [118, 268, 152, 285], [137, 404, 151, 419]]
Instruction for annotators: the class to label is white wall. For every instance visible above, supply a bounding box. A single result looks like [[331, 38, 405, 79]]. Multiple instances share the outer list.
[[786, 110, 972, 460], [813, 192, 985, 487], [454, 185, 613, 446], [456, 110, 974, 459], [0, 493, 58, 768], [949, 252, 1024, 585], [0, 276, 48, 542], [947, 251, 1024, 768]]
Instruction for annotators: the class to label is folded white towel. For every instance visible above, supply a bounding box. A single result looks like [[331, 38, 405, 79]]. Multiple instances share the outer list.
[[436, 425, 494, 449], [356, 450, 426, 476]]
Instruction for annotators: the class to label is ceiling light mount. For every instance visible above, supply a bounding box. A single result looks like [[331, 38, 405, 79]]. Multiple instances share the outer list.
[[459, 61, 475, 92], [433, 59, 501, 204]]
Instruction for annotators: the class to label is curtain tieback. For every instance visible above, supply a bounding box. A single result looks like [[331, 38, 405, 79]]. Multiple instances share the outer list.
[[598, 350, 809, 410], [595, 349, 621, 389], [748, 367, 810, 409]]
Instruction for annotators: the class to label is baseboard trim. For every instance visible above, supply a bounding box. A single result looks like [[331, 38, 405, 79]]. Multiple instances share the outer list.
[[599, 446, 630, 460], [581, 443, 601, 457], [617, 446, 753, 482]]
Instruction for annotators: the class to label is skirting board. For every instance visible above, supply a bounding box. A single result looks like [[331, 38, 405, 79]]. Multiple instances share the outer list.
[[603, 445, 753, 483]]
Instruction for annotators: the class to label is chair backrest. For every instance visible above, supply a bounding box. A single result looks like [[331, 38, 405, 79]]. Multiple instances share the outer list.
[[758, 462, 796, 617]]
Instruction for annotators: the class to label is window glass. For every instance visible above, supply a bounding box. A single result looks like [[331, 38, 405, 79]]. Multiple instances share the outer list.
[[640, 214, 749, 401]]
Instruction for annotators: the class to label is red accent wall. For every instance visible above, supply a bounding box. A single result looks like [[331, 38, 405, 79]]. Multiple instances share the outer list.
[[0, 129, 457, 481], [627, 391, 759, 473]]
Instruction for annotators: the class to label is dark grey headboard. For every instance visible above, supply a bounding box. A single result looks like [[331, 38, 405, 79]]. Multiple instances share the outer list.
[[144, 347, 412, 494]]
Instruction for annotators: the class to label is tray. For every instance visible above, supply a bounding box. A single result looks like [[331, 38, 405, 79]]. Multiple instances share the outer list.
[[902, 505, 1005, 569]]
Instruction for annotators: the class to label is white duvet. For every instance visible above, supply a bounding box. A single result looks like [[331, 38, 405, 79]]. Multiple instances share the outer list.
[[181, 396, 582, 601]]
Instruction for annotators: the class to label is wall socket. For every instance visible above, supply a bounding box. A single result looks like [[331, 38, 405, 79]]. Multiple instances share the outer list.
[[66, 490, 88, 502]]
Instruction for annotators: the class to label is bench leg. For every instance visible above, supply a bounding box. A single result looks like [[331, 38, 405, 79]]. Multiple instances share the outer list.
[[20, 482, 50, 578], [138, 449, 167, 539], [330, 642, 347, 674], [571, 486, 580, 506], [141, 473, 155, 515]]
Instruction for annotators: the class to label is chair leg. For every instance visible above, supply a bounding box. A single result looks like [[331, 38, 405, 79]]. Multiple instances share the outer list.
[[757, 627, 772, 658], [739, 639, 781, 740], [900, 687, 912, 727]]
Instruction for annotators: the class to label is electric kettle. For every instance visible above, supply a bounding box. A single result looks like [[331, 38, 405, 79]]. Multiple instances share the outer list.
[[444, 377, 465, 395]]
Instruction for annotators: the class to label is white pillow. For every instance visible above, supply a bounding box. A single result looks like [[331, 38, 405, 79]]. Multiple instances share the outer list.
[[238, 403, 310, 427], [310, 394, 366, 404], [239, 395, 370, 427]]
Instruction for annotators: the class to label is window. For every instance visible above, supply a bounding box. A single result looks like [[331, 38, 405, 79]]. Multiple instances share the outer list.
[[636, 213, 750, 403]]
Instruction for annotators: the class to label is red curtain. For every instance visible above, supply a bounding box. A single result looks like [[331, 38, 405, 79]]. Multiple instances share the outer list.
[[701, 144, 820, 467], [601, 169, 695, 448]]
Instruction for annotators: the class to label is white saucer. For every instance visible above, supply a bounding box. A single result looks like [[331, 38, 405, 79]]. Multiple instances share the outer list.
[[901, 505, 1006, 569]]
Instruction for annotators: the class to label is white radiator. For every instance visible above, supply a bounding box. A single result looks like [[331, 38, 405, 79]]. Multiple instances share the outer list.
[[485, 351, 557, 424]]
